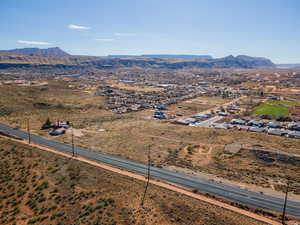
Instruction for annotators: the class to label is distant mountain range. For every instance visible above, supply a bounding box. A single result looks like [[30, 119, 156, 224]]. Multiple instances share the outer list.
[[212, 55, 275, 68], [107, 54, 213, 60], [276, 64, 300, 69], [0, 47, 69, 56], [0, 47, 276, 69]]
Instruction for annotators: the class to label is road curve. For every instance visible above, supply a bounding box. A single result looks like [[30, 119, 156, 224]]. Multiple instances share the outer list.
[[0, 123, 300, 218]]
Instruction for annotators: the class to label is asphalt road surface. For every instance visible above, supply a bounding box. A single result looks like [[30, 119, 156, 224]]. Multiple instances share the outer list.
[[1, 123, 300, 218], [193, 116, 224, 128]]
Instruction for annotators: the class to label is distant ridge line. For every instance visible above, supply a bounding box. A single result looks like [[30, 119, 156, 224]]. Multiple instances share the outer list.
[[107, 54, 213, 60], [0, 47, 69, 56]]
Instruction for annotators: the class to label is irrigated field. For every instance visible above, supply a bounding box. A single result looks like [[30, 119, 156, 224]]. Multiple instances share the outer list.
[[252, 100, 297, 118]]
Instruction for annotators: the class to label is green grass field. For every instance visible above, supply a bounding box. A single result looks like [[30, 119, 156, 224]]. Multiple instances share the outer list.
[[266, 99, 296, 106], [251, 100, 295, 118]]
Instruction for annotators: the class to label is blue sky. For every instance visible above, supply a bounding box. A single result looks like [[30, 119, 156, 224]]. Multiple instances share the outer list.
[[1, 0, 299, 63]]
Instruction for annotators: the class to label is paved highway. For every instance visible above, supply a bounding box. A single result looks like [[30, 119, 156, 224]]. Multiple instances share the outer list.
[[0, 123, 300, 218]]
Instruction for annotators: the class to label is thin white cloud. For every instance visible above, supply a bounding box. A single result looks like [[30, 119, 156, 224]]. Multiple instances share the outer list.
[[17, 40, 51, 45], [114, 32, 137, 36], [68, 24, 91, 30], [95, 38, 114, 42]]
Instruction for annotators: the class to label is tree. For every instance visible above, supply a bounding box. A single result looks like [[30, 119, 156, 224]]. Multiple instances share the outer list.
[[41, 118, 52, 130]]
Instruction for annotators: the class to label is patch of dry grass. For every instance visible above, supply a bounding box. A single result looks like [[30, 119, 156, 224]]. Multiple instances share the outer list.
[[110, 83, 163, 92], [167, 96, 229, 117], [0, 138, 267, 225]]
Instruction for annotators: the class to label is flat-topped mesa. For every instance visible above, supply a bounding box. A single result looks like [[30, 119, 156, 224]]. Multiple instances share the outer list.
[[0, 47, 69, 56]]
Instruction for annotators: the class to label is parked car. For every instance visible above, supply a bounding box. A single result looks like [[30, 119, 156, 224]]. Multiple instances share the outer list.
[[249, 127, 265, 133], [49, 128, 65, 136], [267, 128, 286, 136], [268, 121, 282, 129], [176, 118, 197, 125], [286, 131, 300, 139], [213, 123, 230, 129], [218, 112, 228, 116], [287, 123, 300, 131], [230, 119, 246, 125], [155, 106, 168, 111], [193, 113, 211, 120], [247, 120, 264, 128], [153, 111, 167, 119]]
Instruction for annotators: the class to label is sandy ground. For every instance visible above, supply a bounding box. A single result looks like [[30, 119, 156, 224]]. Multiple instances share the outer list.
[[0, 134, 281, 225], [66, 128, 84, 137], [201, 96, 246, 115], [179, 144, 213, 166]]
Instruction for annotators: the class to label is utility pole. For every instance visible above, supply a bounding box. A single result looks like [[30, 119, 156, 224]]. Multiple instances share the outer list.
[[71, 125, 75, 157], [141, 144, 151, 207], [281, 182, 289, 225], [27, 118, 31, 144]]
